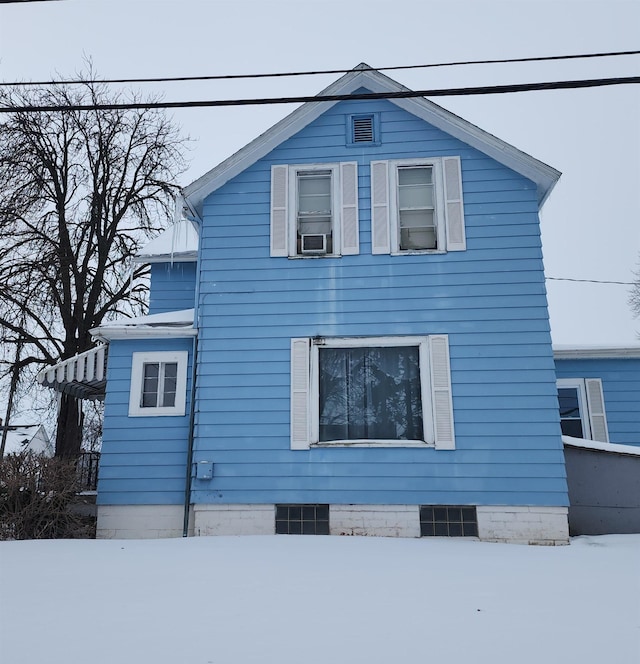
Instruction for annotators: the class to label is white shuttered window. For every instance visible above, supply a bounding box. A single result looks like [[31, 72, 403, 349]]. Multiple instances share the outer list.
[[371, 156, 466, 254], [557, 378, 609, 443], [270, 162, 359, 257], [290, 335, 455, 450]]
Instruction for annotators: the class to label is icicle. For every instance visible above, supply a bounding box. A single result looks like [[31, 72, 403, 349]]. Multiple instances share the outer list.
[[127, 260, 135, 296], [170, 193, 185, 266]]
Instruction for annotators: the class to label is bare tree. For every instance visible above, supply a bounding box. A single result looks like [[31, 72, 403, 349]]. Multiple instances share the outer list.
[[0, 76, 187, 457]]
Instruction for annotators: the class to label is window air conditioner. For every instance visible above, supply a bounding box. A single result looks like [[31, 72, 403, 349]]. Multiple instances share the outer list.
[[301, 234, 327, 254]]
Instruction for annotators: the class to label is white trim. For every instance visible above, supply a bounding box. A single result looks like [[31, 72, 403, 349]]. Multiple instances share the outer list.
[[553, 345, 640, 359], [303, 335, 450, 448], [289, 163, 341, 257], [183, 64, 559, 217], [562, 435, 640, 456], [388, 158, 447, 254], [93, 326, 197, 341], [128, 351, 188, 417], [557, 378, 592, 439]]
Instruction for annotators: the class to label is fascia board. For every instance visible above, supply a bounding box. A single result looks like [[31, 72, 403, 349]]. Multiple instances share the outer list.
[[91, 326, 197, 341], [183, 65, 560, 214], [553, 346, 640, 359], [353, 74, 560, 206], [132, 253, 198, 264]]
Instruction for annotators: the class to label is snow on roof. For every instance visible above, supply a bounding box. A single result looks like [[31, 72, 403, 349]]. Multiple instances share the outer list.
[[134, 219, 199, 263], [553, 345, 640, 359], [562, 435, 640, 456], [91, 309, 196, 341], [1, 424, 52, 456], [99, 309, 194, 328]]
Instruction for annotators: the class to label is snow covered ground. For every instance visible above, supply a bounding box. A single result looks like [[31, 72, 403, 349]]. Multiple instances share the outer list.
[[1, 534, 638, 664]]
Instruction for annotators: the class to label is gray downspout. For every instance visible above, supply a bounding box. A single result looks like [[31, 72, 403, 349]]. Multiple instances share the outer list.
[[183, 200, 203, 538], [182, 333, 198, 537]]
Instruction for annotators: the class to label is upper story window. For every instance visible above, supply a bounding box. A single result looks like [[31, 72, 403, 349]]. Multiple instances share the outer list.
[[397, 165, 437, 250], [290, 335, 455, 450], [296, 169, 333, 254], [270, 162, 359, 258], [129, 351, 188, 417], [557, 378, 609, 442], [371, 156, 466, 255]]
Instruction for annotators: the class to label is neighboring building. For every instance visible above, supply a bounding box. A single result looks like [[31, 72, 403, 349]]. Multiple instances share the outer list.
[[0, 423, 52, 457], [38, 64, 636, 543], [553, 346, 640, 535]]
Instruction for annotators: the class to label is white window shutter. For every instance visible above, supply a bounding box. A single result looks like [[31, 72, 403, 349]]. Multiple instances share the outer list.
[[443, 157, 466, 251], [340, 162, 359, 255], [585, 378, 609, 443], [270, 165, 289, 257], [370, 160, 391, 254], [429, 335, 455, 450], [290, 338, 311, 450]]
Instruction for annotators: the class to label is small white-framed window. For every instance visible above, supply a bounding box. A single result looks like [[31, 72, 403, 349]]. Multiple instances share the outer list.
[[129, 351, 188, 417], [290, 335, 455, 450], [557, 378, 609, 442], [371, 156, 466, 255], [270, 162, 359, 258]]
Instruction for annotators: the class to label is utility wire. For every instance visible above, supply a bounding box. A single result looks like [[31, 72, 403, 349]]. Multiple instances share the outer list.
[[546, 277, 635, 285], [1, 50, 639, 88], [2, 76, 639, 113]]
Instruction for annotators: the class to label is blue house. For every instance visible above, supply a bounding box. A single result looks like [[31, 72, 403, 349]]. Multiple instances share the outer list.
[[41, 65, 638, 542]]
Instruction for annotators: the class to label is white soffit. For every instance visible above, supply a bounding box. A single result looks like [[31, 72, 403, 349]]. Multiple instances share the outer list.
[[183, 63, 560, 217]]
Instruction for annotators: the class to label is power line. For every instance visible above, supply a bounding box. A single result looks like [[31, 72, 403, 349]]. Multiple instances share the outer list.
[[1, 50, 639, 88], [546, 277, 635, 285], [1, 76, 639, 114]]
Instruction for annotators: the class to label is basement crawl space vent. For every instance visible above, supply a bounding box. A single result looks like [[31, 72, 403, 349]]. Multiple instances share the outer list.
[[352, 116, 374, 143], [420, 505, 478, 537]]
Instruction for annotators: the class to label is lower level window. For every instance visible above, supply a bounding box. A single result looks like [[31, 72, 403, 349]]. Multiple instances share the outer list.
[[276, 504, 329, 535], [420, 505, 478, 537], [129, 351, 188, 417]]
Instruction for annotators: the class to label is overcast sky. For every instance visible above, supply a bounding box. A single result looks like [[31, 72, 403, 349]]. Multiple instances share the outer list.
[[1, 0, 638, 345]]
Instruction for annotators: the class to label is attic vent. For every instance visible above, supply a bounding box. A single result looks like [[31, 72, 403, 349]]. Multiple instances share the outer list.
[[352, 116, 374, 143]]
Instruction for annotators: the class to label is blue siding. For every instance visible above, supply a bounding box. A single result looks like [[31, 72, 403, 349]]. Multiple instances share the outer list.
[[149, 262, 197, 314], [98, 337, 193, 505], [190, 97, 567, 508], [555, 357, 640, 447]]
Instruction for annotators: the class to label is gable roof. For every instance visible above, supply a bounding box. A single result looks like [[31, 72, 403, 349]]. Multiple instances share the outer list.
[[183, 63, 560, 218]]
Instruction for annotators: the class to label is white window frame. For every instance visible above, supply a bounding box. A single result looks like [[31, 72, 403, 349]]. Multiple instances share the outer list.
[[290, 163, 340, 257], [291, 335, 455, 450], [389, 158, 446, 254], [371, 156, 465, 255], [270, 162, 359, 258], [129, 351, 188, 417], [557, 378, 609, 442]]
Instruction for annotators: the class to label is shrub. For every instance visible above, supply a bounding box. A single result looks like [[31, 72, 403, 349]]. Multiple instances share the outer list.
[[0, 451, 94, 540]]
